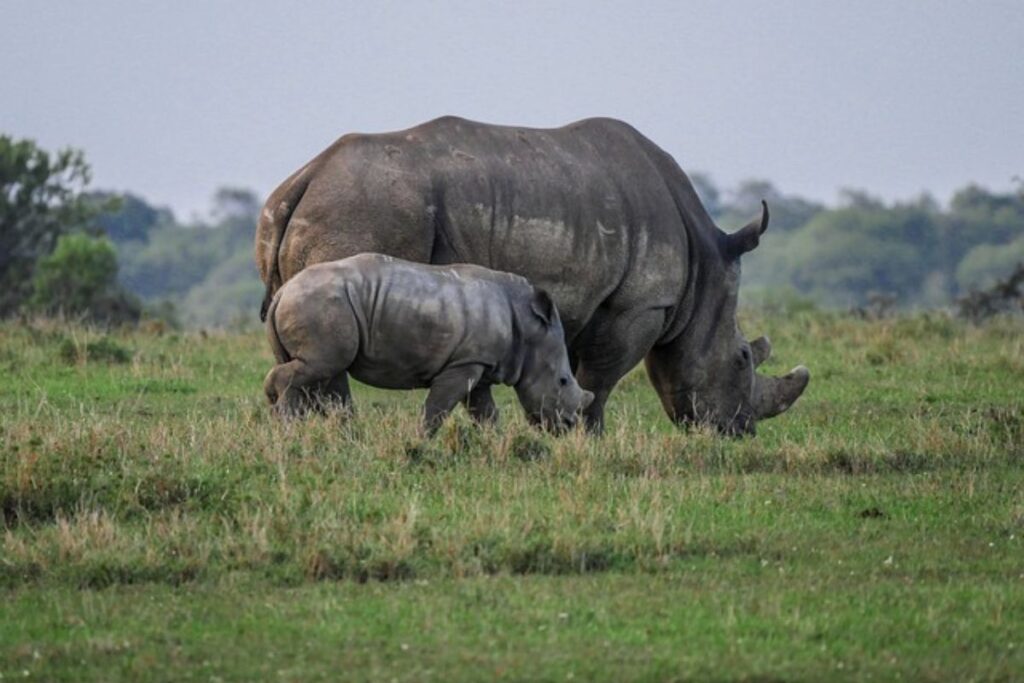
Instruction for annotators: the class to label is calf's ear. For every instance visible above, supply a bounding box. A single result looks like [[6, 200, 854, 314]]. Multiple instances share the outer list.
[[530, 289, 557, 327]]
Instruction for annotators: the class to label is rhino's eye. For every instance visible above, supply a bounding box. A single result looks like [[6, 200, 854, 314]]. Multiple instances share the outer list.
[[559, 376, 569, 387]]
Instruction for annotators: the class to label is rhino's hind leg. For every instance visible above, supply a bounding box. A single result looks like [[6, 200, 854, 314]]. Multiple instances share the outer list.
[[264, 360, 332, 419], [463, 384, 498, 425], [423, 365, 486, 436]]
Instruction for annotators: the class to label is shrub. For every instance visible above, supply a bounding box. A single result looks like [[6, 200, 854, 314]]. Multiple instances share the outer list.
[[29, 233, 140, 324]]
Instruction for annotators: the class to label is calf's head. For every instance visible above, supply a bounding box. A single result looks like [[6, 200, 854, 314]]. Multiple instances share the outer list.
[[515, 289, 594, 431], [645, 201, 809, 436]]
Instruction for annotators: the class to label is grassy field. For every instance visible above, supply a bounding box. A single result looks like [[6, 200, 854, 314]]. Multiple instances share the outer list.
[[1, 311, 1022, 681]]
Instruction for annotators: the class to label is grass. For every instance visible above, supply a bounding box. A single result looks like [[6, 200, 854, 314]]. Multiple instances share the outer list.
[[1, 311, 1022, 680]]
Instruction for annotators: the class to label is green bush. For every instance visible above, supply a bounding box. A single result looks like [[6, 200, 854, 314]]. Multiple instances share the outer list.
[[58, 336, 133, 365], [30, 233, 140, 324]]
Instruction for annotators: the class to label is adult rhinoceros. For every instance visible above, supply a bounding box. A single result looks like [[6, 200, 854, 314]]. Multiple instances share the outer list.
[[255, 116, 808, 434]]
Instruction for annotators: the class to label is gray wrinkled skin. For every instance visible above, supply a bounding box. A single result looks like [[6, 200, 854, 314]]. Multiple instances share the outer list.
[[255, 116, 809, 435], [263, 253, 594, 435]]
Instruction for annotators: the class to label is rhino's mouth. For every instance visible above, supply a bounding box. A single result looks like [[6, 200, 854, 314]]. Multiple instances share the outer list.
[[667, 390, 756, 436], [527, 410, 579, 433]]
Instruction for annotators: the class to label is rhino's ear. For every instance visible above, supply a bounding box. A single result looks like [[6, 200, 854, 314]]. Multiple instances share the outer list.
[[724, 200, 769, 259], [530, 289, 557, 327], [750, 336, 772, 368]]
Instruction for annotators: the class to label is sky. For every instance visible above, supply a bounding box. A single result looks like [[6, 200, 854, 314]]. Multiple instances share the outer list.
[[3, 1, 1023, 221]]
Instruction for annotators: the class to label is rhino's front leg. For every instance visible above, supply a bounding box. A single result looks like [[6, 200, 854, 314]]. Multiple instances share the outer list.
[[422, 365, 485, 436], [463, 384, 498, 425], [575, 308, 667, 434]]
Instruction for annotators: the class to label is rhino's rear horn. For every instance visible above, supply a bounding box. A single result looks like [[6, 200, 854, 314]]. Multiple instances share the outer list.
[[750, 336, 772, 368], [724, 199, 769, 259], [753, 365, 809, 420]]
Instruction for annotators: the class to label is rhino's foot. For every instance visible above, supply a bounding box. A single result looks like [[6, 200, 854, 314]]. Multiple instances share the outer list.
[[582, 402, 606, 435]]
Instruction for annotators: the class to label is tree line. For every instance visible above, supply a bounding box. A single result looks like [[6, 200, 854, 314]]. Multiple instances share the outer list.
[[2, 136, 1021, 327]]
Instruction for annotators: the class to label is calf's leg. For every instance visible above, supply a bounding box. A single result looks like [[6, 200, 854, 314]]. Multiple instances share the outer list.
[[423, 365, 485, 436], [264, 360, 332, 418], [463, 384, 498, 425], [316, 372, 354, 415]]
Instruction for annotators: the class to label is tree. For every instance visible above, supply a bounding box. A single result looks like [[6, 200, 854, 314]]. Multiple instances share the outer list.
[[947, 184, 1024, 255], [211, 186, 261, 224], [30, 233, 140, 323], [785, 202, 943, 306], [956, 235, 1024, 291], [109, 187, 264, 323], [89, 191, 174, 244], [720, 179, 824, 233], [0, 136, 104, 315]]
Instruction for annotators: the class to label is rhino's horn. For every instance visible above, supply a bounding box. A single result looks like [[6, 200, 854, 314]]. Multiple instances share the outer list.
[[753, 365, 809, 419], [750, 335, 772, 368], [725, 199, 769, 258]]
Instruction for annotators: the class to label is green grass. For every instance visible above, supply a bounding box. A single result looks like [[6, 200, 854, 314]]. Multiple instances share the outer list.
[[2, 312, 1022, 681]]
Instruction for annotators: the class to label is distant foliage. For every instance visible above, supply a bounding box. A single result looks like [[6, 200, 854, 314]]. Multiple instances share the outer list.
[[88, 191, 174, 244], [79, 170, 1024, 325], [956, 236, 1024, 291], [739, 182, 1024, 309], [956, 262, 1024, 322], [58, 335, 133, 364], [0, 136, 109, 316], [721, 179, 825, 233], [30, 233, 141, 324], [96, 187, 264, 327]]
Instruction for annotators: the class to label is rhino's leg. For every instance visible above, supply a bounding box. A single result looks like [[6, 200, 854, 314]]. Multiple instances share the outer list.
[[315, 372, 354, 415], [423, 365, 486, 436], [574, 309, 666, 434], [463, 384, 498, 425], [264, 360, 332, 419]]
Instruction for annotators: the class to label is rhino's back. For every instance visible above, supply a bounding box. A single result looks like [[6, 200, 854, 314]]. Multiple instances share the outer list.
[[285, 117, 694, 341]]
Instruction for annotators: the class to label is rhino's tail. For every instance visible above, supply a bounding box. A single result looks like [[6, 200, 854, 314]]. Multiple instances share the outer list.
[[264, 292, 290, 364], [258, 163, 316, 322]]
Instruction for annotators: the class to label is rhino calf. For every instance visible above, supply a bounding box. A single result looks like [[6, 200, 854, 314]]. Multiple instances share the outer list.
[[263, 253, 594, 434]]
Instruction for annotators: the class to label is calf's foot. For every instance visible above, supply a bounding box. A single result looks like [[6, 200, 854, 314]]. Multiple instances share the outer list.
[[264, 360, 331, 419]]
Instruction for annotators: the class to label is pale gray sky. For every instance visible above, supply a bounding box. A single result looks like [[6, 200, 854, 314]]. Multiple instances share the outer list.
[[3, 1, 1022, 220]]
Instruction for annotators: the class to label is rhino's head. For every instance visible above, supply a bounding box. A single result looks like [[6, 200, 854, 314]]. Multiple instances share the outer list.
[[515, 289, 595, 431], [645, 201, 809, 436]]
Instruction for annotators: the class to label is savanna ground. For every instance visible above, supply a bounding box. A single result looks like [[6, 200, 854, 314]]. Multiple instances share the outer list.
[[1, 311, 1022, 681]]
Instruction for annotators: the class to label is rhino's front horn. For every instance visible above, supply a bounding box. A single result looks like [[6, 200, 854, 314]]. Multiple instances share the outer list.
[[753, 365, 809, 419]]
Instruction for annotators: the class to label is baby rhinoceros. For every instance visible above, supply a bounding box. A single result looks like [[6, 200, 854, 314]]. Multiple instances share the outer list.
[[263, 253, 594, 434]]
